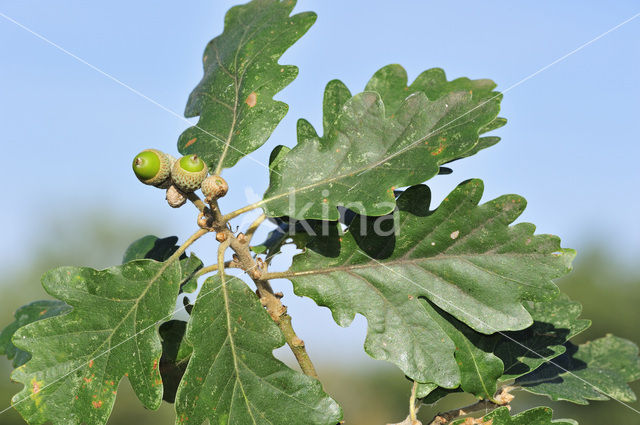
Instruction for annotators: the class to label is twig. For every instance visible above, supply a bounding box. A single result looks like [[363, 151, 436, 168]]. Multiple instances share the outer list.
[[169, 228, 209, 261], [245, 213, 266, 243], [389, 381, 423, 425], [228, 232, 318, 378], [257, 271, 292, 280], [208, 198, 320, 379], [275, 312, 318, 378], [152, 227, 209, 284], [192, 261, 239, 281], [187, 192, 207, 213], [222, 201, 262, 222], [409, 381, 420, 423]]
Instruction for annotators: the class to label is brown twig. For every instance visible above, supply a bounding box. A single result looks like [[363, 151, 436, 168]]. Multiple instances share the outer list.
[[227, 234, 319, 378], [207, 198, 319, 379]]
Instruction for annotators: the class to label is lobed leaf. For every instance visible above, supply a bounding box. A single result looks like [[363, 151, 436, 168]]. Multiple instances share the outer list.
[[0, 300, 71, 368], [450, 406, 577, 425], [516, 334, 640, 404], [270, 180, 573, 386], [123, 235, 203, 293], [123, 235, 181, 263], [497, 294, 591, 381], [10, 260, 182, 425], [174, 274, 342, 425], [416, 293, 590, 401], [177, 0, 316, 173], [365, 64, 506, 162], [252, 146, 345, 257], [417, 299, 504, 399], [262, 66, 502, 220]]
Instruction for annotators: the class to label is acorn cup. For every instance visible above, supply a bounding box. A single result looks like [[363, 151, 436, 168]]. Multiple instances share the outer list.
[[172, 154, 208, 193], [201, 175, 229, 202], [166, 184, 187, 208], [132, 149, 173, 187]]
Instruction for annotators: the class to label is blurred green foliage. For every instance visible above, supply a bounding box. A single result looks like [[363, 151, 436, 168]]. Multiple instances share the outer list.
[[1, 212, 638, 424]]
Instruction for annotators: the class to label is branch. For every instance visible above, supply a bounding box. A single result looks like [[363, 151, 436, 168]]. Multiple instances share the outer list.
[[227, 235, 318, 378], [275, 311, 319, 378], [205, 196, 319, 379]]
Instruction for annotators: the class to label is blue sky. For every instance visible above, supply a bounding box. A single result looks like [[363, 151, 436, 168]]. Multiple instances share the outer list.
[[0, 1, 639, 361]]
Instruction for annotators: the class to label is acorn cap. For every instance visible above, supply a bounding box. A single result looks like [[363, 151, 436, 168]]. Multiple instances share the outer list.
[[201, 175, 229, 201], [166, 184, 187, 208], [172, 154, 208, 192], [132, 149, 172, 187]]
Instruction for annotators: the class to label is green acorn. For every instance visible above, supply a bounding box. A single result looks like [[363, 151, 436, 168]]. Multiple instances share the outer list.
[[201, 175, 228, 202], [172, 154, 208, 193], [132, 149, 172, 187]]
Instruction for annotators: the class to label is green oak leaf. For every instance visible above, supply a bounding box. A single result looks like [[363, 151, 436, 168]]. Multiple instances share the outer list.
[[319, 65, 505, 164], [365, 64, 506, 162], [418, 385, 458, 405], [497, 293, 591, 381], [123, 235, 203, 293], [10, 259, 182, 425], [418, 299, 504, 399], [261, 66, 502, 220], [175, 274, 342, 425], [252, 146, 342, 258], [415, 382, 438, 399], [177, 0, 316, 173], [516, 335, 640, 404], [159, 320, 192, 403], [269, 180, 573, 386], [123, 235, 181, 263], [415, 293, 590, 402], [450, 406, 577, 425], [0, 300, 71, 368]]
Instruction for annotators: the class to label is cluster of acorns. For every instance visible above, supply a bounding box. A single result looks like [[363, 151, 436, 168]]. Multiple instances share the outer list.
[[132, 149, 228, 207]]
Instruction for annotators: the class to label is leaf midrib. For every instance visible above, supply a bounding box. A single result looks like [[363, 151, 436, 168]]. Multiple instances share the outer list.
[[214, 7, 287, 174], [459, 336, 493, 399], [262, 93, 489, 211], [221, 276, 259, 425], [287, 251, 553, 281], [36, 259, 179, 399], [86, 260, 177, 361]]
